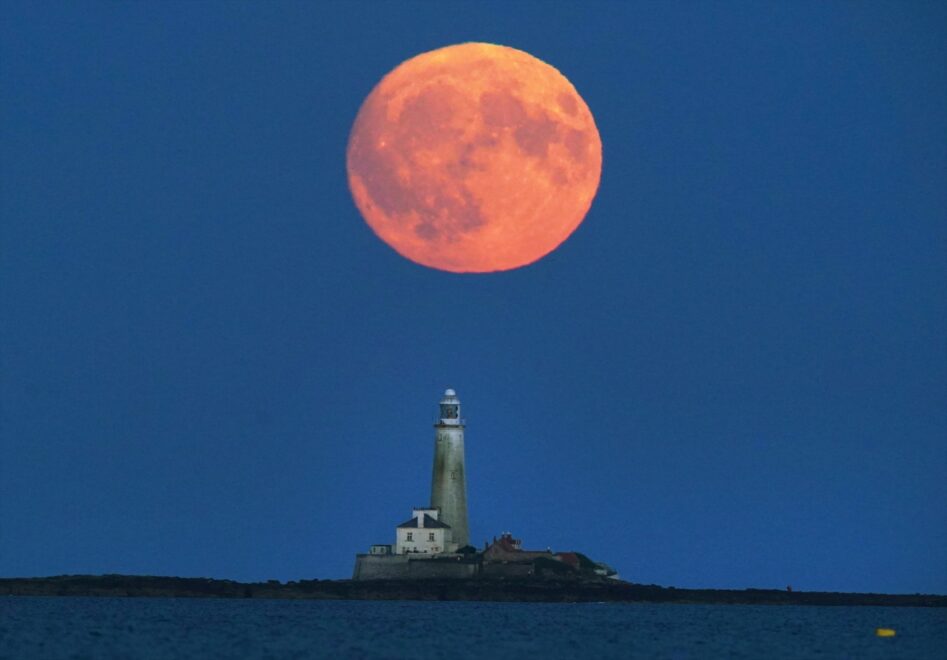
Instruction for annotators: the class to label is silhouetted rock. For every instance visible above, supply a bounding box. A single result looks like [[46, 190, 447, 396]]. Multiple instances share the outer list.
[[1, 575, 944, 606]]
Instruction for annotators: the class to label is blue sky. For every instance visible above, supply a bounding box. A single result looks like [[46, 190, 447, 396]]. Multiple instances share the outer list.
[[2, 1, 945, 593]]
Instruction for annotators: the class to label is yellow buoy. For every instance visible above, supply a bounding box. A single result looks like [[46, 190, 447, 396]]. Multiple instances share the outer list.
[[875, 628, 896, 637]]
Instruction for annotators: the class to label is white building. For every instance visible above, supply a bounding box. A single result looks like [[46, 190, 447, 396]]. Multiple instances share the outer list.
[[359, 390, 468, 560], [395, 507, 454, 555], [431, 389, 470, 548]]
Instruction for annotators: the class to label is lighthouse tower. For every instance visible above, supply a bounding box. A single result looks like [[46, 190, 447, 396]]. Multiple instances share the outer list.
[[430, 388, 470, 549]]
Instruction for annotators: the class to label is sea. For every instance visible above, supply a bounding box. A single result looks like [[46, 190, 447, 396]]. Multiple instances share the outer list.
[[1, 597, 945, 659]]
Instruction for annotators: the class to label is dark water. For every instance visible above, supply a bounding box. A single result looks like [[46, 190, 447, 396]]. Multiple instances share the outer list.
[[2, 597, 945, 659]]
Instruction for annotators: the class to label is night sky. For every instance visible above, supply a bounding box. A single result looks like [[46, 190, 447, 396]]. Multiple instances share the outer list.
[[3, 1, 945, 593]]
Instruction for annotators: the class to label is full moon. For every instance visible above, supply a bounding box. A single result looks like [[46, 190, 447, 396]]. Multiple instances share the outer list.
[[347, 43, 602, 273]]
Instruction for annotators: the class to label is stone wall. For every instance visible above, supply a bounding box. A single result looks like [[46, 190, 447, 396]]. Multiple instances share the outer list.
[[353, 555, 479, 580], [353, 554, 411, 580], [481, 561, 533, 578], [408, 558, 478, 579]]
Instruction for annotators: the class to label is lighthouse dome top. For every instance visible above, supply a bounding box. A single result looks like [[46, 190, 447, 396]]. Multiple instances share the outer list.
[[437, 389, 462, 426]]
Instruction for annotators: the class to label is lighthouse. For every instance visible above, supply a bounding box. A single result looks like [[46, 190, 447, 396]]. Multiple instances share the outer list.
[[430, 388, 470, 549]]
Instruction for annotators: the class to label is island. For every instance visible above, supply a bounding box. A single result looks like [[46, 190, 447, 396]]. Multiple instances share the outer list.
[[9, 393, 942, 608], [1, 575, 944, 607]]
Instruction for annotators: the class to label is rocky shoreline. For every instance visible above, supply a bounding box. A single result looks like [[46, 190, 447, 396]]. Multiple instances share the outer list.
[[2, 575, 944, 607]]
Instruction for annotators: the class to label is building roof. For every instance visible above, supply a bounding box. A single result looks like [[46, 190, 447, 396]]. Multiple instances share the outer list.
[[397, 514, 451, 529], [483, 533, 554, 561], [556, 552, 580, 568]]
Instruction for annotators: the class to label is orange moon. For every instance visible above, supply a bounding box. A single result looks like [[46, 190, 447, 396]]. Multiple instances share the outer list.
[[346, 43, 602, 273]]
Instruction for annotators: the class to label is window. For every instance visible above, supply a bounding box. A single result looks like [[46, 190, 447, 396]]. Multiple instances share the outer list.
[[406, 532, 413, 541], [429, 532, 435, 542]]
